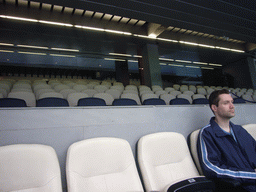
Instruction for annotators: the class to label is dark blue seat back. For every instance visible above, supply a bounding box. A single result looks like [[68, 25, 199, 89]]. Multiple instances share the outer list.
[[112, 98, 138, 106], [36, 97, 69, 107], [142, 98, 166, 105], [233, 98, 246, 104], [0, 98, 27, 107], [192, 98, 209, 104], [170, 98, 190, 105], [77, 97, 106, 106]]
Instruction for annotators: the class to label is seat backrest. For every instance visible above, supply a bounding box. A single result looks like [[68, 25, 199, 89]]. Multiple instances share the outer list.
[[105, 89, 121, 99], [141, 93, 158, 103], [160, 93, 176, 105], [93, 92, 114, 105], [177, 94, 192, 104], [137, 132, 199, 192], [67, 92, 89, 107], [66, 137, 144, 192], [242, 124, 256, 140], [170, 98, 190, 105], [0, 98, 27, 107], [112, 98, 138, 106], [121, 93, 141, 105], [36, 97, 69, 107], [142, 98, 166, 105], [233, 97, 246, 104], [8, 91, 36, 107], [188, 129, 204, 175], [0, 144, 62, 192], [192, 98, 209, 104], [38, 92, 64, 100], [77, 97, 106, 106]]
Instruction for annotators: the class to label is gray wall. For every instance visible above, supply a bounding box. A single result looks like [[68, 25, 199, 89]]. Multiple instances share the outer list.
[[1, 104, 256, 191]]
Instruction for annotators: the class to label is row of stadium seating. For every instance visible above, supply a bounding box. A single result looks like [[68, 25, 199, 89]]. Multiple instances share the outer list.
[[0, 78, 255, 107], [2, 124, 255, 191]]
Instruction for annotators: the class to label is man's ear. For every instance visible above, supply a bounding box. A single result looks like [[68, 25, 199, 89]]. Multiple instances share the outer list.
[[211, 104, 217, 112]]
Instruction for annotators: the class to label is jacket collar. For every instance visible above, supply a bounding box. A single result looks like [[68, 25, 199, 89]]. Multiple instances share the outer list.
[[210, 117, 234, 137]]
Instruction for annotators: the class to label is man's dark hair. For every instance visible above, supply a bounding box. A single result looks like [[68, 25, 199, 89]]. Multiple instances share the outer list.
[[209, 89, 230, 109]]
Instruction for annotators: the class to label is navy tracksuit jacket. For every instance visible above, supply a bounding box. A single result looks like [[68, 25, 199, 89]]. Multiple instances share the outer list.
[[197, 117, 256, 191]]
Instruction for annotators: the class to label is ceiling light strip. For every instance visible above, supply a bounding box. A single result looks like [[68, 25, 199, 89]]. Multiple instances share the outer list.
[[193, 61, 208, 65], [209, 63, 222, 66], [168, 64, 184, 67], [50, 54, 76, 57], [17, 45, 48, 49], [0, 50, 14, 53], [39, 20, 73, 27], [201, 67, 214, 70], [186, 66, 200, 68], [159, 58, 174, 61], [104, 58, 126, 61], [109, 53, 132, 57], [0, 15, 38, 22], [0, 43, 14, 46], [18, 51, 47, 55], [51, 48, 79, 52], [175, 59, 192, 63]]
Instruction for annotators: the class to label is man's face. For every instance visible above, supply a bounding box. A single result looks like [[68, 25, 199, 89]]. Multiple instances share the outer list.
[[212, 93, 235, 119]]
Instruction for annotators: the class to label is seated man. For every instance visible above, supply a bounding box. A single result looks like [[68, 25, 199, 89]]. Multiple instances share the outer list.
[[197, 89, 256, 192]]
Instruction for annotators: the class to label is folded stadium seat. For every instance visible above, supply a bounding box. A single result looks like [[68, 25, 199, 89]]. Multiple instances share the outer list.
[[141, 93, 158, 103], [177, 94, 192, 104], [160, 93, 176, 105], [236, 91, 244, 97], [73, 84, 88, 92], [101, 81, 112, 88], [38, 92, 64, 100], [182, 90, 194, 96], [0, 98, 27, 107], [165, 87, 175, 93], [12, 83, 31, 90], [253, 95, 256, 102], [192, 98, 209, 104], [125, 85, 138, 92], [94, 85, 108, 93], [93, 93, 114, 105], [206, 88, 215, 95], [111, 85, 125, 92], [66, 137, 144, 192], [81, 89, 98, 97], [112, 98, 138, 106], [122, 89, 138, 95], [33, 83, 51, 92], [173, 84, 180, 91], [242, 124, 256, 139], [121, 93, 141, 105], [139, 90, 154, 97], [0, 144, 62, 192], [59, 89, 77, 99], [36, 97, 69, 107], [0, 82, 12, 93], [169, 90, 182, 97], [152, 85, 163, 92], [105, 89, 121, 99], [192, 94, 206, 100], [197, 88, 207, 95], [67, 92, 89, 107], [0, 88, 8, 98], [54, 84, 70, 92], [77, 97, 106, 106], [35, 89, 55, 100], [137, 132, 215, 192], [241, 94, 254, 103], [142, 98, 166, 105], [0, 93, 3, 98], [8, 91, 36, 107], [189, 85, 197, 93], [233, 97, 246, 104], [170, 98, 190, 105], [139, 85, 151, 92], [180, 85, 189, 92], [155, 90, 167, 97]]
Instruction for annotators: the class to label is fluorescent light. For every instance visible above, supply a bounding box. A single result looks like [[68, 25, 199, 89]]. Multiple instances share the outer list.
[[175, 59, 192, 63], [201, 67, 214, 70], [0, 50, 14, 53], [105, 29, 132, 35], [186, 66, 200, 68], [128, 60, 138, 63], [18, 51, 47, 55], [148, 34, 157, 39], [179, 41, 198, 46], [109, 53, 132, 57], [168, 64, 184, 67], [134, 34, 154, 39], [157, 38, 178, 43], [159, 58, 174, 61], [193, 61, 208, 65], [209, 63, 222, 66], [17, 45, 48, 49], [104, 58, 126, 61], [133, 55, 142, 58], [0, 15, 38, 22], [230, 49, 245, 53], [75, 25, 104, 32], [216, 46, 230, 51], [198, 44, 215, 48], [0, 43, 14, 46], [160, 63, 167, 65], [50, 54, 75, 57], [51, 48, 79, 52], [39, 20, 73, 27]]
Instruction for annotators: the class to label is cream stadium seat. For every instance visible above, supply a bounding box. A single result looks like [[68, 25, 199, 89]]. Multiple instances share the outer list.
[[180, 85, 189, 92], [94, 85, 108, 93], [81, 89, 98, 97], [242, 124, 256, 139], [60, 89, 77, 99], [38, 92, 64, 100], [105, 88, 122, 99], [35, 89, 56, 100], [73, 84, 88, 92], [154, 90, 167, 97], [197, 87, 207, 95], [141, 93, 158, 103], [8, 91, 36, 107], [160, 93, 176, 105], [177, 94, 192, 104], [241, 94, 254, 103], [173, 84, 180, 91], [169, 90, 182, 97], [121, 93, 141, 105], [183, 90, 194, 96], [138, 132, 214, 192], [66, 137, 144, 192], [0, 144, 62, 192], [67, 92, 89, 107], [93, 92, 114, 105], [164, 87, 175, 93]]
